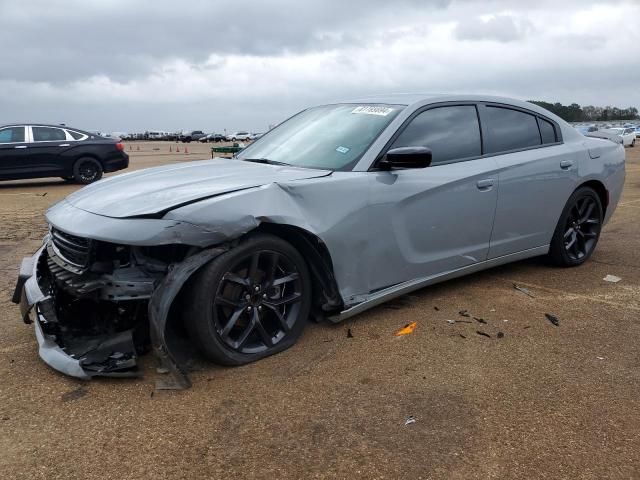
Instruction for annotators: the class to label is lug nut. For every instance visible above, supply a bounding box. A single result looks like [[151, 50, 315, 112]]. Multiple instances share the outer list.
[[245, 294, 251, 301], [254, 286, 260, 292], [258, 306, 263, 311], [247, 306, 252, 311], [262, 293, 267, 299]]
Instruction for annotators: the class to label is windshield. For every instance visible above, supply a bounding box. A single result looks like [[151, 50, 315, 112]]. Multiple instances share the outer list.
[[238, 103, 404, 170]]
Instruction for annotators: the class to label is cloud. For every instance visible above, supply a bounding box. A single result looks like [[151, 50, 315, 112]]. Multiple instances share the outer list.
[[454, 14, 534, 42]]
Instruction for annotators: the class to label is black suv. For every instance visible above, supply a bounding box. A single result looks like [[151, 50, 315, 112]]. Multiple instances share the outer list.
[[0, 124, 129, 184], [178, 130, 207, 143]]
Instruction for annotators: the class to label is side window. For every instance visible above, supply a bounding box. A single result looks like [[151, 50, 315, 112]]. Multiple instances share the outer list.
[[390, 106, 482, 165], [484, 107, 541, 153], [32, 127, 67, 142], [538, 118, 557, 144], [67, 130, 86, 140], [0, 127, 25, 143]]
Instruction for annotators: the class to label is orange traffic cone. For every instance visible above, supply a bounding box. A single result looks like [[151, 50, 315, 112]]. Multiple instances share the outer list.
[[185, 146, 189, 154], [176, 146, 180, 152]]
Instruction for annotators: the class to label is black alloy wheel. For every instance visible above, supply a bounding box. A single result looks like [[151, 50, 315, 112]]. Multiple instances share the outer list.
[[549, 186, 603, 266], [73, 158, 103, 184], [185, 234, 312, 365]]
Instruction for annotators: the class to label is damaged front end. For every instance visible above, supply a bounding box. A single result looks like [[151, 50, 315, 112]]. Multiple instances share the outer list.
[[13, 228, 223, 387]]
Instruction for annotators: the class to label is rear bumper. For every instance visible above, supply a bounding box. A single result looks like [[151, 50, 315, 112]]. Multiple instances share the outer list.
[[103, 152, 129, 173], [13, 242, 139, 379]]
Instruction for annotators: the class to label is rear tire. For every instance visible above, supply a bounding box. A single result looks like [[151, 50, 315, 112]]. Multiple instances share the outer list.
[[73, 158, 103, 184], [632, 139, 635, 148], [548, 186, 603, 267], [184, 234, 312, 366]]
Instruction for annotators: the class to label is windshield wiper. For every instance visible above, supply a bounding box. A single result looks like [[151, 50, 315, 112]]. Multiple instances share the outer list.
[[242, 158, 291, 166]]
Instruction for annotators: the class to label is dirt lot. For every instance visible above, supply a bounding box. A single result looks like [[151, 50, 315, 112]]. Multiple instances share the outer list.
[[1, 141, 639, 479]]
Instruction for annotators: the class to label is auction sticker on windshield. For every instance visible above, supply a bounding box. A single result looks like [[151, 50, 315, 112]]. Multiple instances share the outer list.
[[351, 106, 394, 116]]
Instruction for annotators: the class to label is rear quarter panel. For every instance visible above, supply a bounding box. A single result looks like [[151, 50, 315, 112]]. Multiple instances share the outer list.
[[579, 137, 625, 224]]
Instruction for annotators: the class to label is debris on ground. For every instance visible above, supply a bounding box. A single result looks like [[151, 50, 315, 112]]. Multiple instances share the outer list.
[[497, 332, 505, 339], [404, 416, 416, 426], [476, 331, 491, 338], [458, 310, 470, 317], [544, 313, 560, 326], [603, 275, 622, 283], [347, 328, 354, 338], [596, 356, 605, 360], [61, 386, 87, 402], [459, 334, 467, 339], [156, 366, 170, 374], [395, 322, 417, 336], [513, 283, 535, 298], [446, 319, 456, 325], [473, 317, 487, 325], [523, 326, 531, 329], [490, 308, 496, 312], [434, 306, 440, 311]]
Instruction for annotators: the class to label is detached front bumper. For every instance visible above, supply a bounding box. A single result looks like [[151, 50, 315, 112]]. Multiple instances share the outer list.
[[13, 243, 139, 379]]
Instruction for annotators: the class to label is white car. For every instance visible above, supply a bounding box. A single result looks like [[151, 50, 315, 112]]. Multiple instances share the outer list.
[[226, 131, 252, 141], [602, 127, 635, 147]]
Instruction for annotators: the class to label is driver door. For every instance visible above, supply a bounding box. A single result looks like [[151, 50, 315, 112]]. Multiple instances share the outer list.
[[366, 104, 500, 292]]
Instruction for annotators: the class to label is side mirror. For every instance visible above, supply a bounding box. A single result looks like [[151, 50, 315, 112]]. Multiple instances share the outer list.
[[379, 146, 432, 170]]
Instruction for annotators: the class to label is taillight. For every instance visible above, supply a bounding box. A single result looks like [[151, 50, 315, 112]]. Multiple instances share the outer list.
[[115, 143, 125, 151]]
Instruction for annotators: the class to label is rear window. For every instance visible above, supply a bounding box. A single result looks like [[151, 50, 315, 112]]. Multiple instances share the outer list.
[[32, 127, 67, 142], [0, 126, 25, 143], [67, 130, 85, 140], [484, 107, 541, 153], [538, 118, 557, 144]]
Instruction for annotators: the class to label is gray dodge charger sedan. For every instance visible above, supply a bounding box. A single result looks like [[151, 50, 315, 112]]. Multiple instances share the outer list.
[[13, 94, 625, 387]]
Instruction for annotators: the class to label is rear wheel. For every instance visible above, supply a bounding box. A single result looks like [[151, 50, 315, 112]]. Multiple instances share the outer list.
[[548, 186, 603, 266], [632, 139, 635, 147], [185, 234, 312, 366], [73, 158, 103, 184]]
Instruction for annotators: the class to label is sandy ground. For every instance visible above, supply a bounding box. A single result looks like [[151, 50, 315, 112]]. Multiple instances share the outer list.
[[0, 141, 639, 479]]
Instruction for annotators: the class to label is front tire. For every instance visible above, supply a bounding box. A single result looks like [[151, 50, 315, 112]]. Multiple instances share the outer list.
[[185, 234, 312, 366], [73, 158, 103, 184], [548, 186, 603, 267]]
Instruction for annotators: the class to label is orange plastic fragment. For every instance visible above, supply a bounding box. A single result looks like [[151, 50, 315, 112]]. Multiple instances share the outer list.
[[395, 321, 417, 336]]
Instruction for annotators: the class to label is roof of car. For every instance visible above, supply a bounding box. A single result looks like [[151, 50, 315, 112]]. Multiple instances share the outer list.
[[0, 123, 88, 132]]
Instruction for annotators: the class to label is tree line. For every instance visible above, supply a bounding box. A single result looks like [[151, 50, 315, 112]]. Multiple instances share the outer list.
[[528, 100, 639, 123]]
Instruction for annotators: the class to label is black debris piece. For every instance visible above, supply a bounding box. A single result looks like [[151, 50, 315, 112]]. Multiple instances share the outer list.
[[473, 316, 487, 325], [458, 310, 470, 317], [545, 313, 560, 326], [347, 328, 354, 338], [513, 283, 535, 298], [476, 331, 491, 338], [2, 416, 9, 421], [459, 334, 467, 339], [434, 306, 440, 311], [150, 390, 155, 398], [523, 326, 531, 329], [497, 332, 505, 339], [61, 386, 87, 402]]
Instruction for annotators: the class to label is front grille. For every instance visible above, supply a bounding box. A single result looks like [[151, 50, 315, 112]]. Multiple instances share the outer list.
[[51, 227, 92, 268]]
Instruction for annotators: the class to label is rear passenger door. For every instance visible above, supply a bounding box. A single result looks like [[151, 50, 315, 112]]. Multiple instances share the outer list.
[[480, 104, 580, 258], [0, 126, 29, 178], [28, 126, 72, 176], [366, 104, 500, 292]]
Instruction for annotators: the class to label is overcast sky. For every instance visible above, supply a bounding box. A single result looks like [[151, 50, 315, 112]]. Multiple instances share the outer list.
[[0, 0, 638, 132]]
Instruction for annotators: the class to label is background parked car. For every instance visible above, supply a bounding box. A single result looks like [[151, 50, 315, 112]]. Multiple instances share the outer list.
[[226, 131, 252, 141], [179, 130, 207, 143], [249, 132, 264, 140], [0, 124, 129, 184], [603, 127, 636, 147], [199, 133, 226, 143]]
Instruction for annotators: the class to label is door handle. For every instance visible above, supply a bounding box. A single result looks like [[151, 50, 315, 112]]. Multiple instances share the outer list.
[[560, 160, 573, 169], [14, 145, 27, 149], [58, 144, 70, 147], [476, 179, 495, 190]]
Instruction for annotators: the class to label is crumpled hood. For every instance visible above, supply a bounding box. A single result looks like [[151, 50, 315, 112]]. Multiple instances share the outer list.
[[65, 158, 331, 218]]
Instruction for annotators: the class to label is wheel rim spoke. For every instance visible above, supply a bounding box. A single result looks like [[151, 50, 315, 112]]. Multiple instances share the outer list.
[[264, 252, 279, 287], [223, 273, 250, 287], [248, 252, 260, 282], [215, 296, 240, 308], [221, 307, 245, 338], [235, 313, 257, 348], [272, 273, 299, 287], [264, 292, 301, 307], [264, 303, 290, 332], [580, 202, 595, 223], [254, 312, 274, 346]]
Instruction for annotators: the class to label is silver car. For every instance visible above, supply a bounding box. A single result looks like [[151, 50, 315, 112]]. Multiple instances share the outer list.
[[13, 94, 625, 387]]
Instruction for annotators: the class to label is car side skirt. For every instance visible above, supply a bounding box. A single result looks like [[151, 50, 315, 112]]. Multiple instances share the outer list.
[[328, 245, 549, 323]]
